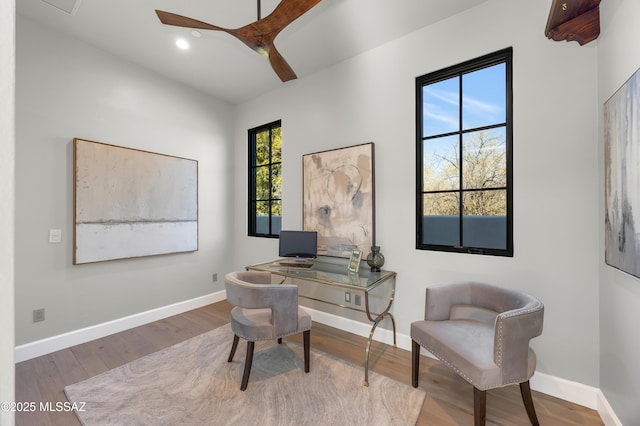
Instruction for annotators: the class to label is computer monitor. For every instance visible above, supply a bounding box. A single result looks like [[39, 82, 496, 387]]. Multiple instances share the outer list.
[[278, 230, 318, 260]]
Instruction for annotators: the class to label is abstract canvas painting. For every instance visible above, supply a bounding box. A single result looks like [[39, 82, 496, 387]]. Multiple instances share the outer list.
[[73, 139, 198, 264], [604, 67, 640, 279], [303, 143, 375, 258]]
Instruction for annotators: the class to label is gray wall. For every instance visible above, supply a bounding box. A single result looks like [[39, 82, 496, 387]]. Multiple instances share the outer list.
[[1, 1, 15, 424], [598, 1, 640, 424], [11, 0, 640, 421], [233, 0, 601, 387], [14, 16, 235, 346]]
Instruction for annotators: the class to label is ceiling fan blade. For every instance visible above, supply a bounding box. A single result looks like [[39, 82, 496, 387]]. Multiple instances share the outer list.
[[268, 44, 297, 82], [259, 0, 322, 34], [155, 1, 320, 83], [155, 10, 227, 32]]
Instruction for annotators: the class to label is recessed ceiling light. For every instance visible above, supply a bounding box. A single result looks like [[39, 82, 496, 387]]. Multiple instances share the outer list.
[[191, 30, 201, 38], [176, 39, 189, 50]]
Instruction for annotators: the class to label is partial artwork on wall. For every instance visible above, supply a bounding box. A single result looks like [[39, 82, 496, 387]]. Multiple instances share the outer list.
[[604, 67, 640, 279], [303, 142, 375, 258], [73, 138, 198, 264]]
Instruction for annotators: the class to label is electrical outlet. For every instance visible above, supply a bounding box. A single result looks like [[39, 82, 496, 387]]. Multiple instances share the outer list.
[[354, 294, 361, 306], [345, 292, 351, 303], [33, 308, 45, 323], [212, 273, 218, 282]]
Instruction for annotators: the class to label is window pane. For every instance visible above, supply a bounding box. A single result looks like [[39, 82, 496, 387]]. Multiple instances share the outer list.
[[255, 165, 270, 200], [255, 130, 270, 166], [271, 164, 282, 199], [422, 77, 459, 137], [462, 63, 506, 130], [462, 189, 506, 216], [462, 128, 506, 190], [272, 127, 282, 163], [423, 191, 459, 215], [423, 135, 459, 191], [271, 200, 282, 235], [462, 190, 507, 249], [255, 201, 270, 234], [422, 194, 460, 246]]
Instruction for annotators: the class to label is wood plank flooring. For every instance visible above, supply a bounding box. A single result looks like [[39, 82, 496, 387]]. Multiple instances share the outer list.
[[15, 301, 604, 425]]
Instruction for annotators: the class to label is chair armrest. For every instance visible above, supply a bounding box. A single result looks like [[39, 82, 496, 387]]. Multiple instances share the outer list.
[[494, 301, 544, 383]]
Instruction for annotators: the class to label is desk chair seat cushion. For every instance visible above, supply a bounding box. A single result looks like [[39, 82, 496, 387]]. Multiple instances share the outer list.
[[411, 319, 536, 390], [231, 306, 312, 341]]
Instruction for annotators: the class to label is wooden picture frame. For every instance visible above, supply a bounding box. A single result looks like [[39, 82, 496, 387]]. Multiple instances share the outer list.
[[73, 138, 198, 264], [303, 142, 375, 258]]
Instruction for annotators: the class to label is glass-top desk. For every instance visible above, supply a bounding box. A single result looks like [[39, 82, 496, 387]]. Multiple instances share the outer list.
[[247, 259, 397, 386]]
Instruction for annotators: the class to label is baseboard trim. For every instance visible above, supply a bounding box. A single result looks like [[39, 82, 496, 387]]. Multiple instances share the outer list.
[[596, 389, 624, 426], [305, 307, 619, 423], [14, 291, 227, 363]]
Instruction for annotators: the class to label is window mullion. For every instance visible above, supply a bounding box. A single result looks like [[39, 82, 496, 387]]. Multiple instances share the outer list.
[[458, 74, 464, 248]]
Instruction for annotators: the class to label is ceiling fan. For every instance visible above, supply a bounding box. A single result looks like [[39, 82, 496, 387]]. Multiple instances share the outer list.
[[156, 0, 321, 82]]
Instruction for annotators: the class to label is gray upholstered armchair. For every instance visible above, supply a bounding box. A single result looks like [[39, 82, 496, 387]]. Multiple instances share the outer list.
[[411, 282, 544, 426], [225, 271, 312, 391]]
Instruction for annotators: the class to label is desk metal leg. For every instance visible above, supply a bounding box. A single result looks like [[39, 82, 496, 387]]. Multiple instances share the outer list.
[[279, 273, 397, 387], [363, 280, 396, 386]]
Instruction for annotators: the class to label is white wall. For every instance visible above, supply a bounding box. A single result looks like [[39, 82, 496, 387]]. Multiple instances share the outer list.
[[0, 1, 15, 424], [233, 0, 601, 387], [598, 1, 640, 423], [14, 16, 234, 346]]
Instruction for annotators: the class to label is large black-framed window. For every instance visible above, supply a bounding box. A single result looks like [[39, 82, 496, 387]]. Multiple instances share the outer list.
[[416, 48, 513, 256], [248, 120, 282, 237]]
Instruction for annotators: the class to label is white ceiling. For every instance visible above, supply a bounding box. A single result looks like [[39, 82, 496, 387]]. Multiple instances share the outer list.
[[17, 0, 487, 104]]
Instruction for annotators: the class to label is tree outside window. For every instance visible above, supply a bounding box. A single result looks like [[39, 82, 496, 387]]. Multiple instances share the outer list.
[[416, 48, 513, 256], [249, 120, 282, 237]]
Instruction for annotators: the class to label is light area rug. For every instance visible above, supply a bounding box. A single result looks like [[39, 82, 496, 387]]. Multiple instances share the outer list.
[[64, 324, 426, 426]]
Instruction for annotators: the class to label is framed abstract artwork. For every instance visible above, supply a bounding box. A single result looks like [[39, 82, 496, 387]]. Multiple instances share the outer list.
[[73, 138, 198, 264], [604, 67, 640, 279], [303, 142, 375, 258]]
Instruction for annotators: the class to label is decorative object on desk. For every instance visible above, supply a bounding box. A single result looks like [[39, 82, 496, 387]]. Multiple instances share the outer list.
[[303, 142, 375, 258], [347, 249, 362, 273], [347, 271, 361, 285], [604, 66, 640, 279], [73, 138, 198, 264], [366, 245, 385, 272]]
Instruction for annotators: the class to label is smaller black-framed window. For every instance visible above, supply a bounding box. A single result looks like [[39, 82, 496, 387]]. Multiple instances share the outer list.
[[416, 48, 513, 256], [248, 120, 282, 238]]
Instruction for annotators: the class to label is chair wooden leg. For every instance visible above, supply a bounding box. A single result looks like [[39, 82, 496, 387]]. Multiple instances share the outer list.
[[520, 380, 540, 426], [227, 334, 239, 362], [411, 340, 420, 388], [303, 330, 311, 373], [473, 387, 486, 426], [240, 341, 255, 391]]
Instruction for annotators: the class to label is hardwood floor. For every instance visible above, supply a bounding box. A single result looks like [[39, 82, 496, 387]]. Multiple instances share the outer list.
[[15, 301, 604, 425]]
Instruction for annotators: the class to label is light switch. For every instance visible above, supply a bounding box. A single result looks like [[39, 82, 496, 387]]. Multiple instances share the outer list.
[[49, 229, 62, 243]]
